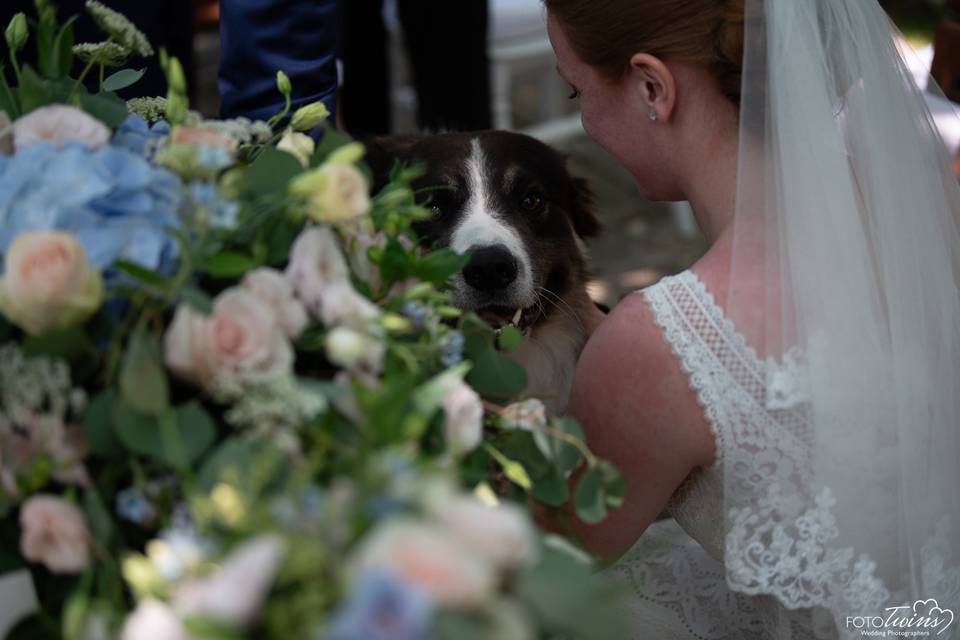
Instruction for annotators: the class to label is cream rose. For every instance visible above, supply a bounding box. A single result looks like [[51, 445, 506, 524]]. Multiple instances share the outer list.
[[12, 104, 111, 151], [19, 494, 91, 573], [290, 162, 371, 224], [353, 519, 496, 609], [0, 231, 103, 335], [241, 268, 309, 338], [121, 600, 187, 640], [164, 288, 293, 393], [276, 129, 315, 167], [442, 382, 484, 454], [432, 497, 538, 569]]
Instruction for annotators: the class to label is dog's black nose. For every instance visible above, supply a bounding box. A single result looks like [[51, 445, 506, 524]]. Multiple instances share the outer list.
[[463, 245, 519, 291]]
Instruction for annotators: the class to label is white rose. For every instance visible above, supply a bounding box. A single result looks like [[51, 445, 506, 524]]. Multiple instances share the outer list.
[[290, 162, 371, 224], [432, 497, 538, 569], [172, 535, 285, 628], [285, 226, 351, 313], [121, 600, 187, 640], [442, 382, 484, 454], [0, 111, 12, 155], [353, 519, 496, 609], [164, 288, 293, 393], [241, 267, 309, 338], [276, 129, 315, 167], [325, 325, 385, 374], [0, 231, 103, 335], [19, 494, 90, 574], [12, 104, 111, 151]]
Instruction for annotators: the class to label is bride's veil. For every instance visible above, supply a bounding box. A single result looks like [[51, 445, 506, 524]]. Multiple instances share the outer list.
[[723, 0, 960, 636]]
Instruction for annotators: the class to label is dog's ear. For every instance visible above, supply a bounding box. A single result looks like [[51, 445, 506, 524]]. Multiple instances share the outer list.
[[569, 176, 602, 239], [361, 135, 422, 193]]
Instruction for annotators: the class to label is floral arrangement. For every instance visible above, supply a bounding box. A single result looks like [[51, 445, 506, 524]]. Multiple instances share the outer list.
[[0, 3, 628, 639]]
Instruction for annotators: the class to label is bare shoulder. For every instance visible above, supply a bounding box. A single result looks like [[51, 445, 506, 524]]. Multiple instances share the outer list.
[[565, 286, 717, 559]]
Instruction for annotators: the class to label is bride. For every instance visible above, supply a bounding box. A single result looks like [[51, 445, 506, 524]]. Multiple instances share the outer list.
[[545, 0, 960, 638]]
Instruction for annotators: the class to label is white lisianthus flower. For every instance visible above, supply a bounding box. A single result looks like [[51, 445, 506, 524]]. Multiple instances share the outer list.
[[442, 382, 484, 454], [290, 161, 371, 224], [289, 102, 330, 131], [432, 496, 539, 569], [163, 288, 293, 393], [19, 495, 91, 574], [353, 519, 496, 609], [12, 104, 111, 151], [121, 600, 187, 640], [0, 231, 103, 335], [172, 535, 285, 628], [241, 267, 309, 339], [276, 129, 315, 167], [325, 326, 385, 374], [285, 226, 351, 312]]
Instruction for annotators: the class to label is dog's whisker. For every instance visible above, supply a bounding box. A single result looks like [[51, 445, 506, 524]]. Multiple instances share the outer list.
[[537, 287, 586, 333]]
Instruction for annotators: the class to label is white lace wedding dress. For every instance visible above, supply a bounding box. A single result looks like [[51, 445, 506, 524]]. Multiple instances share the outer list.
[[607, 269, 836, 640]]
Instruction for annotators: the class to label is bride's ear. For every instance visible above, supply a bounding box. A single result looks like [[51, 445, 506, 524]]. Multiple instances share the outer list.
[[628, 53, 677, 123]]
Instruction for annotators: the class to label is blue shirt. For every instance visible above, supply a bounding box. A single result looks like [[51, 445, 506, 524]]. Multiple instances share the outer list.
[[218, 0, 340, 122]]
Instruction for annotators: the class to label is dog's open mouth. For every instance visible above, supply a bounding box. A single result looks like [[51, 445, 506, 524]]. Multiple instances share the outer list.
[[476, 304, 542, 335]]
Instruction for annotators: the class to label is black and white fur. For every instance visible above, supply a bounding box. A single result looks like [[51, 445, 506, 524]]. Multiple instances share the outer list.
[[366, 131, 602, 413]]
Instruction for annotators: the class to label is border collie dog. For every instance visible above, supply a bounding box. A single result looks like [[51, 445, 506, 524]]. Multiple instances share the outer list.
[[366, 131, 602, 413]]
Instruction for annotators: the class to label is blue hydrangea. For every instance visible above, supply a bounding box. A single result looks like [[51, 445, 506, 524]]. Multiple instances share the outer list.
[[440, 331, 465, 367], [402, 301, 428, 330], [115, 488, 158, 526], [0, 142, 182, 277], [329, 571, 434, 640], [113, 114, 171, 157], [188, 181, 240, 229]]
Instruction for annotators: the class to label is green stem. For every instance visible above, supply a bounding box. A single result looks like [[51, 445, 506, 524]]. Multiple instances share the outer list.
[[8, 50, 22, 85], [98, 63, 104, 91], [267, 92, 292, 129], [70, 37, 113, 97]]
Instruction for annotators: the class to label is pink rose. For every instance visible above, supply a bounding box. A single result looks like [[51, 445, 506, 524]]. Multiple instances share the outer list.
[[19, 495, 90, 573], [0, 231, 103, 335], [164, 288, 293, 393], [442, 382, 484, 454], [241, 268, 309, 338], [12, 104, 111, 151], [121, 600, 187, 640], [173, 535, 285, 628]]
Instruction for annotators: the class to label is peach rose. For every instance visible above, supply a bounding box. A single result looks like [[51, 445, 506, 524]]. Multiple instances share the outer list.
[[12, 104, 111, 151], [442, 382, 484, 454], [290, 162, 371, 224], [19, 494, 91, 573], [171, 126, 238, 155], [0, 231, 103, 335], [241, 268, 309, 339], [164, 288, 293, 393], [353, 519, 495, 609]]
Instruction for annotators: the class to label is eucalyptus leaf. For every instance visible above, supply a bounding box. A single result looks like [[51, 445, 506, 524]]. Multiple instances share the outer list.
[[102, 67, 145, 92], [202, 251, 256, 278], [113, 259, 169, 288], [248, 146, 303, 196], [82, 390, 123, 457], [465, 347, 527, 401], [181, 287, 213, 314], [573, 466, 607, 524], [78, 91, 129, 128], [119, 329, 170, 416], [497, 325, 523, 352], [531, 468, 570, 507], [412, 249, 469, 284], [82, 488, 115, 549], [22, 327, 90, 361]]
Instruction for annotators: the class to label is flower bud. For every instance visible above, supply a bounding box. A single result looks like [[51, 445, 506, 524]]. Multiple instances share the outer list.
[[5, 13, 27, 53], [276, 71, 292, 97], [290, 101, 330, 131], [166, 56, 187, 94]]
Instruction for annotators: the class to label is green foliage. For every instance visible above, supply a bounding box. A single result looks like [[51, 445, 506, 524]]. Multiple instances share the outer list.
[[101, 67, 144, 92]]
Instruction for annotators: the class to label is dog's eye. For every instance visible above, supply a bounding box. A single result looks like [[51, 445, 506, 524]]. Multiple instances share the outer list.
[[521, 193, 543, 212]]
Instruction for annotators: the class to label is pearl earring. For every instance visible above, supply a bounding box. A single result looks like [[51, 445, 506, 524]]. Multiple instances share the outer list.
[[648, 109, 658, 122]]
